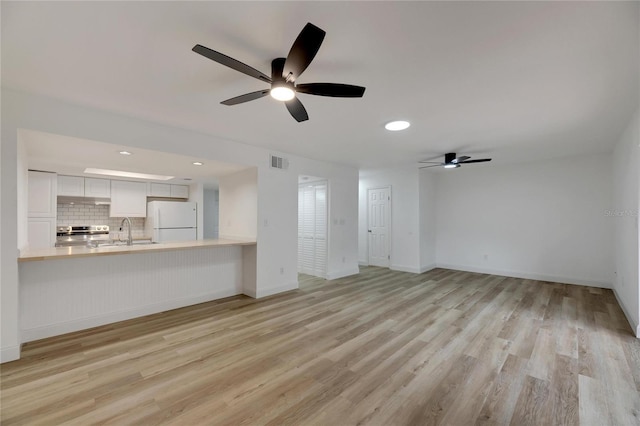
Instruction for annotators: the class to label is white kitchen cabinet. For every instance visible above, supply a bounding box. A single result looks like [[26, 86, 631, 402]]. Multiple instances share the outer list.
[[110, 180, 147, 217], [84, 178, 111, 197], [28, 217, 57, 249], [57, 175, 85, 197], [28, 171, 57, 217], [148, 183, 172, 197], [170, 184, 189, 199]]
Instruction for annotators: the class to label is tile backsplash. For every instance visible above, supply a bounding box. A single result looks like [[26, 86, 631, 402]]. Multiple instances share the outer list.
[[57, 204, 147, 238]]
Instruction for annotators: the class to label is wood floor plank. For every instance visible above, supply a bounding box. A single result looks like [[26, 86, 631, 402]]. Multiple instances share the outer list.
[[510, 375, 552, 426], [1, 267, 638, 425]]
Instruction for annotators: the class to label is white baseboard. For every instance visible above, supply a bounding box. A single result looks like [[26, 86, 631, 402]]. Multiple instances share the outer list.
[[20, 289, 241, 343], [612, 287, 640, 338], [255, 281, 299, 298], [326, 266, 360, 280], [0, 345, 21, 363], [390, 264, 437, 274], [420, 263, 437, 273], [243, 288, 257, 298], [436, 263, 612, 289], [390, 264, 422, 274]]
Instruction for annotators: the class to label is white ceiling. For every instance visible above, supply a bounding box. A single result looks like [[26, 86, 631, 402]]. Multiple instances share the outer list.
[[21, 129, 248, 187], [2, 1, 638, 170]]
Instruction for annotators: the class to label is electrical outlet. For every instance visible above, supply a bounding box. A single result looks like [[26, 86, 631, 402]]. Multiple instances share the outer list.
[[280, 267, 284, 275], [342, 256, 346, 263], [483, 254, 489, 261], [264, 218, 268, 227]]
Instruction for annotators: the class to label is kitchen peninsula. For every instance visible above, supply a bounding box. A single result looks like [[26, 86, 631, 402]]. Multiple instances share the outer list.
[[18, 238, 257, 343]]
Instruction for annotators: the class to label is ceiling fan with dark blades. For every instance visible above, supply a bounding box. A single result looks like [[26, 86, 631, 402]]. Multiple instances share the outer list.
[[419, 153, 492, 169], [192, 23, 366, 122]]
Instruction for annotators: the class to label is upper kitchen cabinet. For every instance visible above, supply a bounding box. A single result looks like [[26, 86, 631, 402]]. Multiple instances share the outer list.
[[148, 183, 189, 199], [84, 178, 110, 197], [57, 175, 84, 197], [58, 175, 110, 197], [28, 171, 57, 217], [148, 183, 171, 197], [170, 185, 189, 199], [110, 180, 147, 217]]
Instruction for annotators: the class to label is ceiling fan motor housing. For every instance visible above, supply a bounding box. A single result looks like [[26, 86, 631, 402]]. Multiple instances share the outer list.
[[444, 153, 457, 164]]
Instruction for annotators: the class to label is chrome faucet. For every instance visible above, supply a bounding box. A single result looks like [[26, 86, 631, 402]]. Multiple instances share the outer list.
[[119, 217, 133, 246]]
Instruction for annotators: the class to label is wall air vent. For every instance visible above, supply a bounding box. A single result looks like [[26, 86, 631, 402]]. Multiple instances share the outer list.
[[270, 154, 289, 170]]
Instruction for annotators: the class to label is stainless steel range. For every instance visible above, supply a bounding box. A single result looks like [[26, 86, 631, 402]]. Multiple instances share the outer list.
[[55, 225, 110, 247]]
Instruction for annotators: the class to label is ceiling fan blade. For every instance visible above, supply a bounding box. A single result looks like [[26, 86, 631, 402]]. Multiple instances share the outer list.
[[453, 156, 470, 163], [419, 164, 444, 169], [283, 23, 326, 81], [459, 159, 492, 164], [285, 97, 309, 122], [418, 161, 443, 164], [220, 89, 270, 106], [192, 44, 272, 83], [296, 83, 365, 98]]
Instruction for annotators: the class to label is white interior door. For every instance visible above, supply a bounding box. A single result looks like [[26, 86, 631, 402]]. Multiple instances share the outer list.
[[368, 187, 390, 267], [298, 182, 327, 278]]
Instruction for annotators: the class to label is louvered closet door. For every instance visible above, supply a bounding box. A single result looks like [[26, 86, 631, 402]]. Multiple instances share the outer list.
[[298, 182, 328, 278], [298, 189, 305, 273]]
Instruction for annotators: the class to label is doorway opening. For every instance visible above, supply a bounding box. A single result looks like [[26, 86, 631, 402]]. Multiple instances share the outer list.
[[298, 176, 328, 279]]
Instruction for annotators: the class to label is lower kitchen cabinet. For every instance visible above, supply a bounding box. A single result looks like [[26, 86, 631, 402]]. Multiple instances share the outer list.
[[110, 180, 147, 217], [28, 217, 56, 249]]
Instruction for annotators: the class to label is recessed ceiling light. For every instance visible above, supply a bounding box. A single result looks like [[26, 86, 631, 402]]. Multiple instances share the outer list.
[[119, 151, 132, 155], [84, 168, 174, 181], [192, 162, 204, 166], [385, 120, 410, 131]]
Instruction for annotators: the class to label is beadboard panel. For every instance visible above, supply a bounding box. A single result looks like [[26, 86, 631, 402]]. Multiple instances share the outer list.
[[19, 246, 243, 342]]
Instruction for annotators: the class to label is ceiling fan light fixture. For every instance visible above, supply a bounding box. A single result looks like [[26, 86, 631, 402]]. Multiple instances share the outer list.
[[443, 163, 459, 169], [270, 85, 295, 101], [385, 120, 410, 131]]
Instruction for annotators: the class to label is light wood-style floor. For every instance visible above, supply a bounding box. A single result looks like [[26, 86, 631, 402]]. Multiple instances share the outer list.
[[1, 267, 639, 425]]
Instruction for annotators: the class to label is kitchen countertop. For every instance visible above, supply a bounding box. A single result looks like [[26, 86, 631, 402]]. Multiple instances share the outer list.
[[19, 238, 257, 262]]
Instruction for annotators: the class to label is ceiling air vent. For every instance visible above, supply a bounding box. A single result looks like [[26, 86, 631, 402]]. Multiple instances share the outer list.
[[270, 154, 289, 170]]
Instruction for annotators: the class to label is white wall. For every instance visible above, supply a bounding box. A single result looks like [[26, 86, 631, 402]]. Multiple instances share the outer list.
[[219, 168, 258, 240], [17, 132, 28, 250], [203, 189, 219, 239], [435, 153, 613, 287], [324, 168, 359, 280], [612, 109, 640, 337], [2, 93, 21, 362], [419, 170, 437, 271], [359, 167, 421, 272], [0, 88, 360, 361]]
